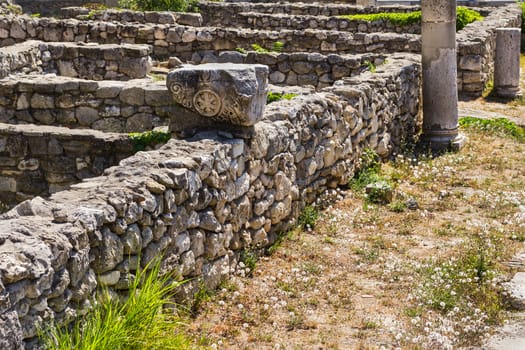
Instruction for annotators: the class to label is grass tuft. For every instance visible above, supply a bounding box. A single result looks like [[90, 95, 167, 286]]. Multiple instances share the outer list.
[[459, 117, 525, 142], [349, 148, 390, 196], [39, 258, 196, 350], [298, 205, 320, 229], [129, 130, 171, 152]]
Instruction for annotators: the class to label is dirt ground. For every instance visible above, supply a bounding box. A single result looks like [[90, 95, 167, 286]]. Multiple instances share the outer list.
[[186, 56, 525, 350]]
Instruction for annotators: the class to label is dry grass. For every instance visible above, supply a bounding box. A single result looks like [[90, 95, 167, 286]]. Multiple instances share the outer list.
[[187, 125, 525, 350]]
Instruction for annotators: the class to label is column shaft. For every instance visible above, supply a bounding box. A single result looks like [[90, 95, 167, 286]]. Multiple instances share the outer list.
[[420, 0, 464, 151]]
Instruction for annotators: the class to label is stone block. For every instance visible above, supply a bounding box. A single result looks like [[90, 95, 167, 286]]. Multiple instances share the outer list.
[[0, 176, 16, 192], [120, 86, 145, 106], [459, 55, 482, 71], [30, 94, 54, 109], [75, 107, 99, 126], [166, 63, 268, 127]]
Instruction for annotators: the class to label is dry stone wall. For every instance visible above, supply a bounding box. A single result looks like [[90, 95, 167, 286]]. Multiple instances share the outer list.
[[0, 74, 173, 132], [15, 0, 116, 15], [191, 50, 388, 89], [0, 40, 151, 80], [0, 41, 43, 79], [232, 12, 421, 33], [0, 15, 421, 59], [64, 8, 204, 27], [0, 123, 134, 207], [0, 55, 421, 349], [40, 41, 152, 81]]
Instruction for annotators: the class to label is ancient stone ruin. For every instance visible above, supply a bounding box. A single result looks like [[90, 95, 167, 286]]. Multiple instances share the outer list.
[[0, 0, 521, 348]]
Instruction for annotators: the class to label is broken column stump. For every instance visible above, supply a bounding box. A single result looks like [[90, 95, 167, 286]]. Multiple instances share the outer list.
[[166, 63, 268, 137], [494, 27, 522, 99]]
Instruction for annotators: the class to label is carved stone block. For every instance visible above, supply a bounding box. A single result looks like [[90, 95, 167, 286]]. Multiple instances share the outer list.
[[166, 63, 268, 127]]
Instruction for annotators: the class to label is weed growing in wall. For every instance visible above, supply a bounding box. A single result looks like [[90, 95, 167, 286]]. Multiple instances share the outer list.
[[128, 130, 171, 152], [0, 201, 8, 214], [459, 117, 525, 142], [340, 7, 483, 31], [235, 42, 284, 54], [363, 60, 376, 73], [6, 4, 22, 15], [272, 41, 284, 53], [39, 259, 195, 349], [266, 92, 297, 104]]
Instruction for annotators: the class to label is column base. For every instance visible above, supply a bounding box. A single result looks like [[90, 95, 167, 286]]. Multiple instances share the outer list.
[[494, 86, 523, 99], [418, 133, 467, 154]]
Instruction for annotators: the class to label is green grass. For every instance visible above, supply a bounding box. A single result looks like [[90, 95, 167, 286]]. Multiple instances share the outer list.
[[456, 6, 484, 30], [340, 7, 483, 31], [251, 42, 284, 53], [39, 259, 197, 350], [128, 130, 171, 152], [6, 4, 22, 15], [340, 11, 422, 26], [251, 44, 268, 53], [118, 0, 198, 12], [459, 117, 525, 142]]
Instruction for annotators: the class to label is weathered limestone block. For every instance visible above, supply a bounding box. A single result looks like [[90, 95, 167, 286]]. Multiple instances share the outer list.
[[166, 63, 268, 128]]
